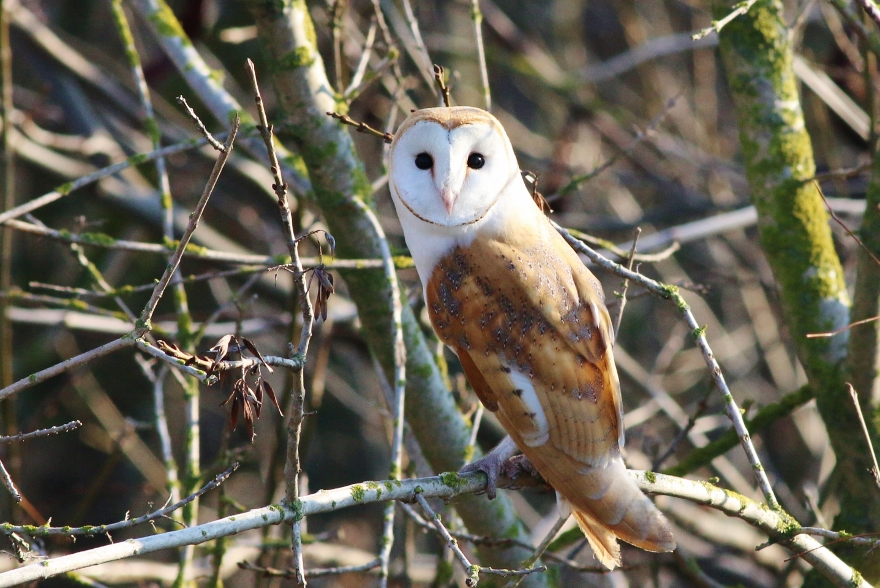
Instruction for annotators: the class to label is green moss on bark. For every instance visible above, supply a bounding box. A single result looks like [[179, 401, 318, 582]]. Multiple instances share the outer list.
[[716, 0, 879, 581]]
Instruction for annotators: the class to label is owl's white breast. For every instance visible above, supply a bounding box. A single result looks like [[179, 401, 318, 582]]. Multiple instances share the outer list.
[[390, 169, 537, 288]]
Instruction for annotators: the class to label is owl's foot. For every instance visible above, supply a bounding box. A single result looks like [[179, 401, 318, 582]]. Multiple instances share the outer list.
[[459, 436, 519, 500], [503, 453, 541, 480]]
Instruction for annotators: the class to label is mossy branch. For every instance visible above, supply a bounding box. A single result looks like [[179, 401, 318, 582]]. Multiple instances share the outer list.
[[715, 0, 880, 580]]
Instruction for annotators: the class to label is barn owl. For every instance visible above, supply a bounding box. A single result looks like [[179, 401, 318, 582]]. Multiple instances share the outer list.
[[387, 106, 675, 568]]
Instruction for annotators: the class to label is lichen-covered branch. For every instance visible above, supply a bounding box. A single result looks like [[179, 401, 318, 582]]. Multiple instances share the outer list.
[[714, 0, 880, 580], [1, 470, 870, 588], [241, 1, 545, 583]]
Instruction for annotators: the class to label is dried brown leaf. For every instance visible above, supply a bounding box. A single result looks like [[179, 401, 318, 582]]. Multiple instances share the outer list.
[[242, 337, 273, 373], [262, 379, 283, 416]]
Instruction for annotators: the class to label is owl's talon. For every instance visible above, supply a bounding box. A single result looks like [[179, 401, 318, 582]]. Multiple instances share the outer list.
[[502, 454, 540, 480], [459, 436, 519, 500]]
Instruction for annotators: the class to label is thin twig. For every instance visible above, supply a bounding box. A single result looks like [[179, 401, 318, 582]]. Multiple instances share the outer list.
[[0, 137, 216, 226], [414, 493, 545, 587], [794, 527, 880, 548], [137, 360, 180, 506], [553, 222, 781, 510], [147, 339, 305, 375], [433, 64, 451, 107], [554, 95, 680, 198], [0, 337, 135, 401], [400, 0, 433, 82], [239, 558, 383, 578], [326, 112, 393, 143], [0, 458, 20, 502], [567, 228, 680, 262], [807, 315, 880, 338], [3, 219, 408, 268], [245, 58, 315, 587], [0, 421, 81, 443], [692, 0, 760, 40], [652, 387, 712, 471], [136, 115, 240, 334], [613, 228, 640, 338], [329, 0, 346, 91], [847, 383, 880, 490], [817, 181, 880, 267], [399, 502, 609, 573], [463, 404, 484, 466], [0, 463, 238, 536], [344, 18, 376, 96], [350, 197, 406, 587], [470, 0, 491, 111], [507, 516, 567, 588], [177, 96, 227, 152]]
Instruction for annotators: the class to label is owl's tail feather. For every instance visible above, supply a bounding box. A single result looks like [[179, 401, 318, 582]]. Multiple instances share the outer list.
[[559, 458, 676, 569]]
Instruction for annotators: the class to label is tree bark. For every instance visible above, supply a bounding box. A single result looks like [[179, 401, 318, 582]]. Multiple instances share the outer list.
[[715, 0, 880, 582]]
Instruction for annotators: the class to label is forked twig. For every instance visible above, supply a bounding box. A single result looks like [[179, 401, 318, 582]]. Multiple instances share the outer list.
[[692, 0, 760, 40], [326, 112, 393, 143], [177, 96, 228, 152], [433, 64, 451, 107], [613, 228, 641, 338], [414, 493, 546, 586], [245, 58, 317, 587], [239, 558, 382, 579]]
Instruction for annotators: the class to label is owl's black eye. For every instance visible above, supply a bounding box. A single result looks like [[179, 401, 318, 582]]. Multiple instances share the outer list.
[[467, 153, 485, 169], [415, 152, 433, 170]]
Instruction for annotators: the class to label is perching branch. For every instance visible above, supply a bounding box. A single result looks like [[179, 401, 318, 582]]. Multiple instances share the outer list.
[[1, 470, 871, 588]]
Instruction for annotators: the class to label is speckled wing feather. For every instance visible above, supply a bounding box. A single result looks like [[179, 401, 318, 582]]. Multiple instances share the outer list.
[[426, 234, 622, 467], [426, 227, 674, 567]]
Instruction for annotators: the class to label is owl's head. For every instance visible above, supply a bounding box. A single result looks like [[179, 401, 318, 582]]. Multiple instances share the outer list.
[[389, 107, 520, 227]]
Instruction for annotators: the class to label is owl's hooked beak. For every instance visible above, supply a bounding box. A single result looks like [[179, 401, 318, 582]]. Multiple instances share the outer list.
[[439, 188, 458, 214]]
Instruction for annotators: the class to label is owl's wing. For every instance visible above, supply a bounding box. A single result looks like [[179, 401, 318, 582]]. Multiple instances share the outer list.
[[428, 236, 623, 468]]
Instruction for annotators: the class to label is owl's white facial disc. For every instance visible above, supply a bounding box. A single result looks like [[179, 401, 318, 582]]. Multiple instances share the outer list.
[[390, 118, 516, 227]]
